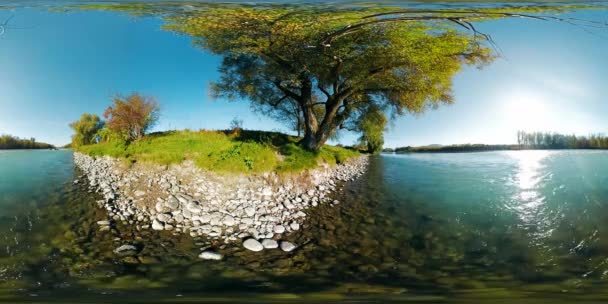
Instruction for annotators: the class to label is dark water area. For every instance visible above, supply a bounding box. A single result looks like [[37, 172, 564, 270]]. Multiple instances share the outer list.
[[3, 150, 608, 303]]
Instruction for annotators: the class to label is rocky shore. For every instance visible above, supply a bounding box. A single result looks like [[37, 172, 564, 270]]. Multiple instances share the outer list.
[[73, 152, 368, 259]]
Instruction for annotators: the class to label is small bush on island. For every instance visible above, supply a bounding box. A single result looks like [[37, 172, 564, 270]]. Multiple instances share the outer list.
[[103, 93, 160, 142]]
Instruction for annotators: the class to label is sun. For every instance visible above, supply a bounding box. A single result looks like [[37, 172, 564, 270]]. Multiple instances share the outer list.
[[500, 89, 550, 132]]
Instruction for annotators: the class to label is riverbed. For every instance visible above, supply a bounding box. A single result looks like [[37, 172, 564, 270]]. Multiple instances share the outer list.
[[2, 150, 608, 303]]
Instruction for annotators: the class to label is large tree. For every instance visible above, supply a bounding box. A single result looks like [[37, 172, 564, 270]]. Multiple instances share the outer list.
[[164, 7, 498, 151]]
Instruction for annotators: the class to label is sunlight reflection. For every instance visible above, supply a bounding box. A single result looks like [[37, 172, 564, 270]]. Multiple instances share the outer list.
[[507, 150, 552, 229]]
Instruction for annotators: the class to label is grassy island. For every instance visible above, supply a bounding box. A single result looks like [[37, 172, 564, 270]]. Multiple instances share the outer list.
[[76, 129, 359, 174]]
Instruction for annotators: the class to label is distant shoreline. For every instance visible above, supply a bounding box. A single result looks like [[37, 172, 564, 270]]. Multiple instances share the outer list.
[[383, 146, 608, 154]]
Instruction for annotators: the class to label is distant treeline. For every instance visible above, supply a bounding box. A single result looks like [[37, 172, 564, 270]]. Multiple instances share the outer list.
[[516, 131, 608, 148], [386, 131, 608, 153], [0, 134, 55, 150]]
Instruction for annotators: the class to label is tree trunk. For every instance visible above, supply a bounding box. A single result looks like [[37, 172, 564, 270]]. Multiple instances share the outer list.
[[301, 132, 320, 151], [298, 76, 325, 151]]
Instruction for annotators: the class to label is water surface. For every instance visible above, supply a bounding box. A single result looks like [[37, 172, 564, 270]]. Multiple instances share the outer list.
[[3, 150, 608, 303]]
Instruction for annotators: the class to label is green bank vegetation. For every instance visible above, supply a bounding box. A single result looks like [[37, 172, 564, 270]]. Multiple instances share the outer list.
[[0, 134, 55, 150], [71, 93, 358, 174], [387, 131, 608, 153], [77, 129, 358, 173]]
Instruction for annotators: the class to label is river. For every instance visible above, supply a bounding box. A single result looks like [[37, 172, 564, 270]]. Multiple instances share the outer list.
[[1, 150, 608, 303]]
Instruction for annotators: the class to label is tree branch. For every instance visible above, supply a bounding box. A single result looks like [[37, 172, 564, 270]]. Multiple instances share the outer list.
[[268, 95, 289, 107], [272, 80, 301, 100], [317, 84, 331, 99], [319, 9, 591, 47]]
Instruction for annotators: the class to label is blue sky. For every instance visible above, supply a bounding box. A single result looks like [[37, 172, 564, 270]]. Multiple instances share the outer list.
[[0, 7, 607, 147]]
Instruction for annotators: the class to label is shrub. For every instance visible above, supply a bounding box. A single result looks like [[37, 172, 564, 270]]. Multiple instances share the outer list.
[[103, 93, 160, 142]]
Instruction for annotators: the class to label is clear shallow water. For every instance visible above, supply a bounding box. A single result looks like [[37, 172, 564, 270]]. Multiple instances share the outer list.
[[0, 150, 74, 216], [2, 150, 608, 303]]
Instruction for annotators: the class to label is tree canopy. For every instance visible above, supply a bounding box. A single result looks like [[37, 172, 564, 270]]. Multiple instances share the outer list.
[[162, 7, 497, 151], [69, 113, 104, 147]]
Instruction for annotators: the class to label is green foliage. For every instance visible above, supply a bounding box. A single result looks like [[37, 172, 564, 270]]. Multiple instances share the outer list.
[[95, 128, 123, 143], [103, 93, 160, 142], [0, 134, 55, 150], [76, 129, 358, 174], [68, 114, 104, 147], [356, 104, 387, 154]]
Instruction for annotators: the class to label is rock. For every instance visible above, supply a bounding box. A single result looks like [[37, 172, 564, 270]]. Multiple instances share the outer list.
[[262, 187, 273, 197], [174, 214, 185, 223], [114, 244, 137, 255], [223, 215, 236, 226], [245, 207, 256, 217], [122, 256, 139, 264], [261, 239, 278, 249], [243, 238, 264, 252], [152, 219, 164, 230], [134, 190, 146, 197], [199, 250, 223, 260], [199, 214, 211, 223], [273, 225, 286, 234], [96, 220, 111, 226], [157, 213, 171, 222], [289, 222, 300, 231], [165, 196, 180, 209], [280, 241, 296, 252], [138, 256, 160, 264], [182, 209, 193, 219]]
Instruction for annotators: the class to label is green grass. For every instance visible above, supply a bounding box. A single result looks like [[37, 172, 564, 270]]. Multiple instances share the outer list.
[[76, 130, 359, 174]]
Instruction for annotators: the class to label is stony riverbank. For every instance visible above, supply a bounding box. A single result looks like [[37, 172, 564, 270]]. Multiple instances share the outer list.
[[73, 152, 368, 259]]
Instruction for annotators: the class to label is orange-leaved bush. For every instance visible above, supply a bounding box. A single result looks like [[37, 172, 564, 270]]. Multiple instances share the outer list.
[[103, 93, 160, 142]]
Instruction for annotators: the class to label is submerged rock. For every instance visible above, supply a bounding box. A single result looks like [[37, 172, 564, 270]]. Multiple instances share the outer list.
[[243, 239, 264, 252], [273, 225, 286, 234], [152, 220, 164, 231], [199, 250, 223, 260], [280, 241, 296, 252], [261, 239, 278, 249], [114, 244, 138, 256]]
